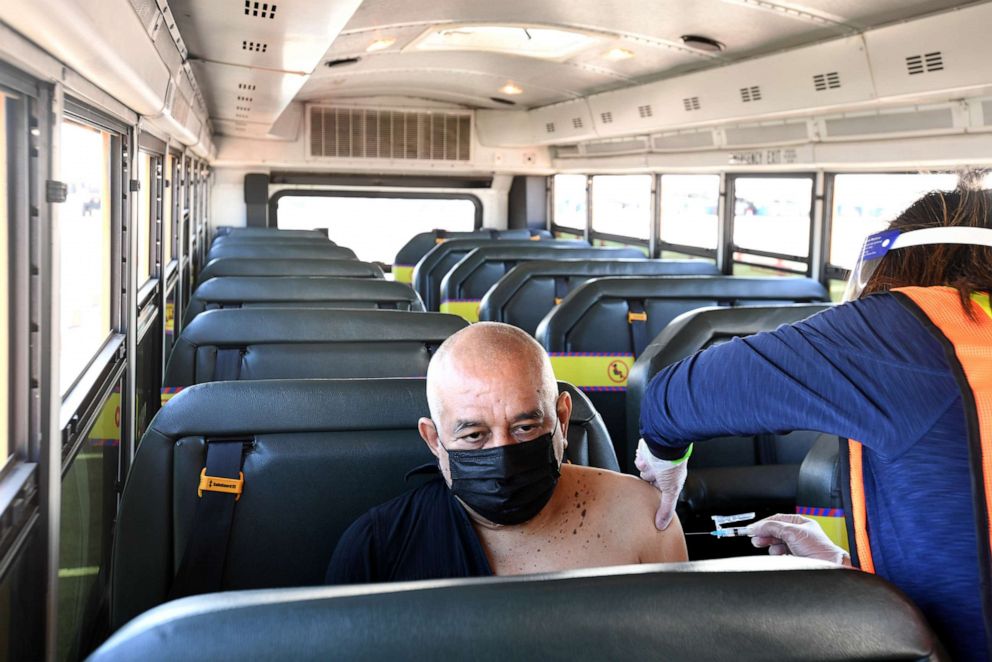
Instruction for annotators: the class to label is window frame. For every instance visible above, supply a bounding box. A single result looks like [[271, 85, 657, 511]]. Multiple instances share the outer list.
[[725, 172, 817, 276], [0, 65, 38, 533]]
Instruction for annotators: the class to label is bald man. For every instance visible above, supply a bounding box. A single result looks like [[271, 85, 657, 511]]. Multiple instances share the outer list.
[[326, 323, 686, 584]]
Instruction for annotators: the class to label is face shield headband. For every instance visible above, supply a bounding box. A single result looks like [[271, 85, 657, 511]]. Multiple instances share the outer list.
[[843, 227, 992, 302]]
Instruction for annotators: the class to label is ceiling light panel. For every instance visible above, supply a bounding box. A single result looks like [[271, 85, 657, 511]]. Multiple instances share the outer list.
[[408, 24, 605, 60], [366, 37, 397, 52]]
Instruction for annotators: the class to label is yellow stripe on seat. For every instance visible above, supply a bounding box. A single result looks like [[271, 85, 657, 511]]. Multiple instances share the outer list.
[[439, 300, 480, 323], [548, 354, 633, 390], [392, 266, 414, 283]]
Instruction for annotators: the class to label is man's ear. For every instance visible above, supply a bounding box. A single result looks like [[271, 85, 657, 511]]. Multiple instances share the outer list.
[[419, 417, 441, 458], [556, 391, 572, 443]]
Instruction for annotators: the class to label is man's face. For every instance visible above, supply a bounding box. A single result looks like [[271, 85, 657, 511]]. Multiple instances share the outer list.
[[418, 353, 571, 487]]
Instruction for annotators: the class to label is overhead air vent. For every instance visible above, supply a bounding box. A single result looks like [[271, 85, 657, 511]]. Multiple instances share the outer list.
[[600, 112, 613, 124], [638, 104, 653, 118], [236, 106, 251, 112], [822, 107, 954, 140], [572, 117, 584, 129], [682, 96, 701, 111], [244, 1, 277, 19], [545, 122, 556, 134], [238, 83, 256, 91], [740, 86, 762, 103], [242, 41, 268, 53], [309, 106, 472, 161], [906, 52, 944, 75], [237, 95, 253, 103], [652, 131, 714, 151], [813, 72, 841, 91], [585, 137, 649, 155]]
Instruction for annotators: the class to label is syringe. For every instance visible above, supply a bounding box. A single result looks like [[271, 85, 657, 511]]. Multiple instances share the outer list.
[[685, 526, 749, 537], [684, 512, 756, 538]]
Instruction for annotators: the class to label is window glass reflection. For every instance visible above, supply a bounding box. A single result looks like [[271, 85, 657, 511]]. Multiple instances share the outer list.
[[660, 174, 720, 250], [591, 175, 652, 239], [830, 173, 958, 270], [733, 177, 813, 258], [59, 120, 112, 394], [552, 175, 587, 230], [58, 387, 120, 660]]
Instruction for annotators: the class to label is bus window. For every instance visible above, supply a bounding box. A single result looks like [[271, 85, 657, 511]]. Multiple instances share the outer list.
[[659, 174, 720, 254], [551, 174, 586, 234], [275, 193, 478, 263], [59, 119, 112, 394], [829, 173, 959, 271], [732, 176, 813, 276], [137, 151, 154, 285], [162, 155, 173, 267], [57, 383, 121, 661], [591, 175, 651, 241], [0, 91, 9, 465]]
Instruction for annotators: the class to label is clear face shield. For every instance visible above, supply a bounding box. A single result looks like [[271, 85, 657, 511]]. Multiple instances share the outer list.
[[843, 227, 992, 302]]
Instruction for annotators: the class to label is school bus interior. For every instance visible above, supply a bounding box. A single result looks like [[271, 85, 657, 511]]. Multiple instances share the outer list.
[[0, 0, 986, 658]]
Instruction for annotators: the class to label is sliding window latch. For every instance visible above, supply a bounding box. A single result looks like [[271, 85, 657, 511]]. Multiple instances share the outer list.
[[45, 180, 67, 204]]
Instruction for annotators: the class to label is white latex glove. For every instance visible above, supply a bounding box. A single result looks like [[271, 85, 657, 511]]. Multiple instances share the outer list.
[[746, 514, 851, 566], [634, 439, 689, 531]]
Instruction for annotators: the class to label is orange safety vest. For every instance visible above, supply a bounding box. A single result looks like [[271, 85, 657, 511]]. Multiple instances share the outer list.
[[846, 286, 992, 643]]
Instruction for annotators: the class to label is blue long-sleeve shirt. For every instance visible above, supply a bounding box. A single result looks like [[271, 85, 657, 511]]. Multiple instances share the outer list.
[[640, 292, 985, 659]]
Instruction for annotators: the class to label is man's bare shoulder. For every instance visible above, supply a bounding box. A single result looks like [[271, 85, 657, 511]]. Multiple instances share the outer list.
[[560, 464, 687, 562], [561, 465, 668, 520]]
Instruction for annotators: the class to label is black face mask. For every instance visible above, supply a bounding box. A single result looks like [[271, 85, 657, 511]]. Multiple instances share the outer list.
[[443, 425, 562, 526]]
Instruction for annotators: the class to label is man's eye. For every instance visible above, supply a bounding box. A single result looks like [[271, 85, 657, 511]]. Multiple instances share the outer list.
[[460, 432, 484, 442]]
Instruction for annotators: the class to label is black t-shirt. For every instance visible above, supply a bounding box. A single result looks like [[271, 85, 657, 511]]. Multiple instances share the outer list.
[[325, 471, 494, 584]]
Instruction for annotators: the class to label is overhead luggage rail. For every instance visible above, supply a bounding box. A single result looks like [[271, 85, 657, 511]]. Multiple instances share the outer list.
[[197, 258, 384, 283], [625, 304, 834, 553], [206, 243, 357, 262], [537, 276, 829, 470], [393, 229, 552, 283], [183, 277, 424, 327], [438, 246, 662, 323], [97, 556, 940, 661], [479, 259, 721, 335], [414, 238, 589, 312], [109, 378, 618, 628], [163, 309, 468, 393]]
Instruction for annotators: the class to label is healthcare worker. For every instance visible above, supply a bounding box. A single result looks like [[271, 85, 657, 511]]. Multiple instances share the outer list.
[[636, 187, 992, 660]]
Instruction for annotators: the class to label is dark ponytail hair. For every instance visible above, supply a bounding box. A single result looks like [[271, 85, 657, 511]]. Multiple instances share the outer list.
[[862, 187, 992, 313]]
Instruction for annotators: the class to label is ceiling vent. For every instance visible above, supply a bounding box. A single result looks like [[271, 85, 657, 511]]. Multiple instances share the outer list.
[[237, 95, 253, 103], [242, 41, 268, 53], [572, 117, 584, 129], [236, 105, 251, 112], [682, 97, 701, 111], [906, 51, 944, 75], [638, 104, 653, 118], [244, 1, 277, 19], [545, 122, 556, 134], [309, 106, 472, 161], [238, 83, 256, 91], [813, 72, 841, 91], [740, 86, 762, 103], [600, 112, 614, 124]]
